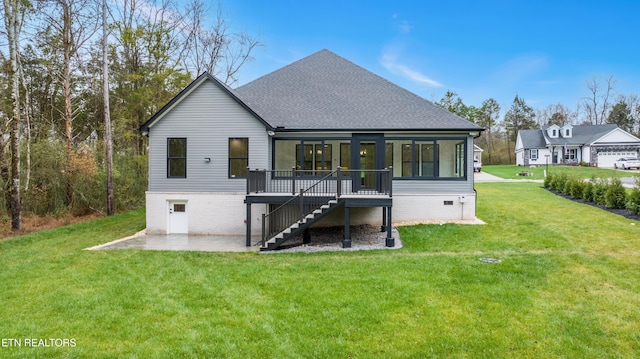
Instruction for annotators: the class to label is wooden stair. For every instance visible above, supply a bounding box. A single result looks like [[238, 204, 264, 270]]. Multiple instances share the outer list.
[[261, 199, 342, 251]]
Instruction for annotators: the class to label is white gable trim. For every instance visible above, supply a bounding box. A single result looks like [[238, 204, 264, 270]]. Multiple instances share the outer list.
[[591, 128, 640, 145]]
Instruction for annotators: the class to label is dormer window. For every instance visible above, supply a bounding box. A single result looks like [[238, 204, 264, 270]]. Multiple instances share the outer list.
[[561, 124, 573, 138], [553, 129, 557, 137], [547, 125, 560, 138], [565, 129, 570, 137]]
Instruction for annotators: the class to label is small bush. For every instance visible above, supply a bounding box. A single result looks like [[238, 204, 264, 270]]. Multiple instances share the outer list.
[[626, 188, 640, 215], [550, 172, 569, 192], [543, 172, 553, 188], [604, 178, 626, 209], [582, 181, 594, 202], [569, 178, 585, 199], [592, 179, 607, 206]]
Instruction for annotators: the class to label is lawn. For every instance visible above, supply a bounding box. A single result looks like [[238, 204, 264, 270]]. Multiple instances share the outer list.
[[483, 164, 635, 180], [1, 183, 639, 358]]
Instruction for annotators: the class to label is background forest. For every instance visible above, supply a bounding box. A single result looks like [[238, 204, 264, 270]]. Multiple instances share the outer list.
[[0, 0, 260, 231], [1, 0, 639, 232]]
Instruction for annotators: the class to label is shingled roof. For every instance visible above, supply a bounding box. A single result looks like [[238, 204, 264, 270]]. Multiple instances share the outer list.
[[519, 125, 621, 149], [542, 124, 618, 145], [235, 49, 482, 132], [518, 129, 548, 148]]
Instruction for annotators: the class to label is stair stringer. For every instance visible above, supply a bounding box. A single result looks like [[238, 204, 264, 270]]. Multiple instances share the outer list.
[[261, 199, 345, 251]]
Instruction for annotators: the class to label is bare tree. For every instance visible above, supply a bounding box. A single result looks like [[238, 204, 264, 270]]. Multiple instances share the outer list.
[[40, 0, 99, 208], [2, 0, 27, 230], [181, 0, 261, 84], [102, 0, 114, 215], [477, 98, 500, 164], [536, 103, 575, 126], [581, 75, 615, 125]]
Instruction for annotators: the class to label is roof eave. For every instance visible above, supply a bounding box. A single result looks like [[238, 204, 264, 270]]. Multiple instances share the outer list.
[[272, 127, 484, 133]]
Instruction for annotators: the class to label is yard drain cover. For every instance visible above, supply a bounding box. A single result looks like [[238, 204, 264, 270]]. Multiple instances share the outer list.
[[479, 258, 501, 263]]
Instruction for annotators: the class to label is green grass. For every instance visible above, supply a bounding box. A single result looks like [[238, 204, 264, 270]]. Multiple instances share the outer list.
[[1, 185, 640, 358]]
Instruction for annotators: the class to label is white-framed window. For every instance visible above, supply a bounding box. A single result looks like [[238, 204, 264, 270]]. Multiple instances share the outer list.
[[530, 149, 538, 160]]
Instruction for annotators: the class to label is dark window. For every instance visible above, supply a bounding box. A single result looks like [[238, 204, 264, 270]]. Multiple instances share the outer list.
[[340, 143, 351, 169], [229, 138, 248, 178], [401, 144, 412, 177], [389, 138, 466, 179], [167, 138, 186, 178], [295, 142, 332, 175], [385, 143, 393, 168], [416, 141, 435, 177]]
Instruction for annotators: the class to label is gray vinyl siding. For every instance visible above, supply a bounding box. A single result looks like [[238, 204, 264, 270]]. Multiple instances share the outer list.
[[148, 79, 268, 192]]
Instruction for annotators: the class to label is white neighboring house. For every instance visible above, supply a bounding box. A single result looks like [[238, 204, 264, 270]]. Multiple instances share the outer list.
[[473, 145, 483, 162], [139, 49, 484, 250], [515, 124, 640, 167]]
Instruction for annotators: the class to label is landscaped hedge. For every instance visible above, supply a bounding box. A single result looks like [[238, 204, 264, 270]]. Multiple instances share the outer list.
[[544, 172, 640, 214]]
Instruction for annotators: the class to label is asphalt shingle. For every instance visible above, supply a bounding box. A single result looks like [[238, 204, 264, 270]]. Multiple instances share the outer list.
[[235, 49, 481, 131]]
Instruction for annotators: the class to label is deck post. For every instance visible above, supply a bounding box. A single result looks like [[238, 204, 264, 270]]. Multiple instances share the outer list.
[[385, 206, 394, 247], [303, 228, 311, 244], [291, 167, 296, 195], [342, 207, 351, 248], [336, 167, 342, 198], [388, 166, 393, 197], [299, 188, 304, 220], [246, 167, 251, 194], [381, 207, 387, 232], [246, 203, 252, 246]]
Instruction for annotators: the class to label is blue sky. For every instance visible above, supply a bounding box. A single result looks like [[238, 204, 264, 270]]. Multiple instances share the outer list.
[[225, 0, 640, 118]]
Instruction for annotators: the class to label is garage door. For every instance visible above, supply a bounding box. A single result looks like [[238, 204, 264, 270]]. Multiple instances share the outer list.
[[597, 151, 638, 168]]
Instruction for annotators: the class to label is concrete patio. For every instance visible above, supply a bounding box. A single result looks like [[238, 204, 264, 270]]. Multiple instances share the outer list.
[[86, 231, 258, 252]]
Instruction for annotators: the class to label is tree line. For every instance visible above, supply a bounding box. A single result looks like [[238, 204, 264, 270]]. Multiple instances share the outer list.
[[1, 0, 260, 230], [436, 75, 640, 165]]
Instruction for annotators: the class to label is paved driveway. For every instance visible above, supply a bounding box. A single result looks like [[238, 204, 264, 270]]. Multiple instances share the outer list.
[[473, 171, 543, 183], [473, 171, 506, 182]]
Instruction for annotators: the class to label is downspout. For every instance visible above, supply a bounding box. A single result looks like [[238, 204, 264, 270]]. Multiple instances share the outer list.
[[472, 131, 482, 220]]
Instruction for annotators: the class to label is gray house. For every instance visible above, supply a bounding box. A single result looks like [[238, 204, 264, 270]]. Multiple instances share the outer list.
[[140, 49, 483, 250], [516, 124, 640, 167]]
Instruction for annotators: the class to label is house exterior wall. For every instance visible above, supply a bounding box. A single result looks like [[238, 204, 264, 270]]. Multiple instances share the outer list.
[[515, 149, 525, 166], [146, 192, 268, 236], [144, 79, 482, 235], [146, 191, 477, 235], [147, 80, 269, 193]]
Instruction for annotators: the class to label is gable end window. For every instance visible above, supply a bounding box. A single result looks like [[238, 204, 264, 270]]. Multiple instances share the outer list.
[[229, 138, 249, 178], [167, 138, 187, 178]]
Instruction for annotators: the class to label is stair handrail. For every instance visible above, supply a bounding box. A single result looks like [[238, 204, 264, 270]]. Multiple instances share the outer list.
[[257, 169, 339, 247]]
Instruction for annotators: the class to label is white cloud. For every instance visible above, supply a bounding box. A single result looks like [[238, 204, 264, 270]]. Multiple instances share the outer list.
[[398, 20, 412, 34], [495, 53, 549, 82], [380, 51, 443, 88]]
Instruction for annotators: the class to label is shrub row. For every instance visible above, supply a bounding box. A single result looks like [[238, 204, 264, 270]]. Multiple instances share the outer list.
[[544, 172, 640, 215]]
